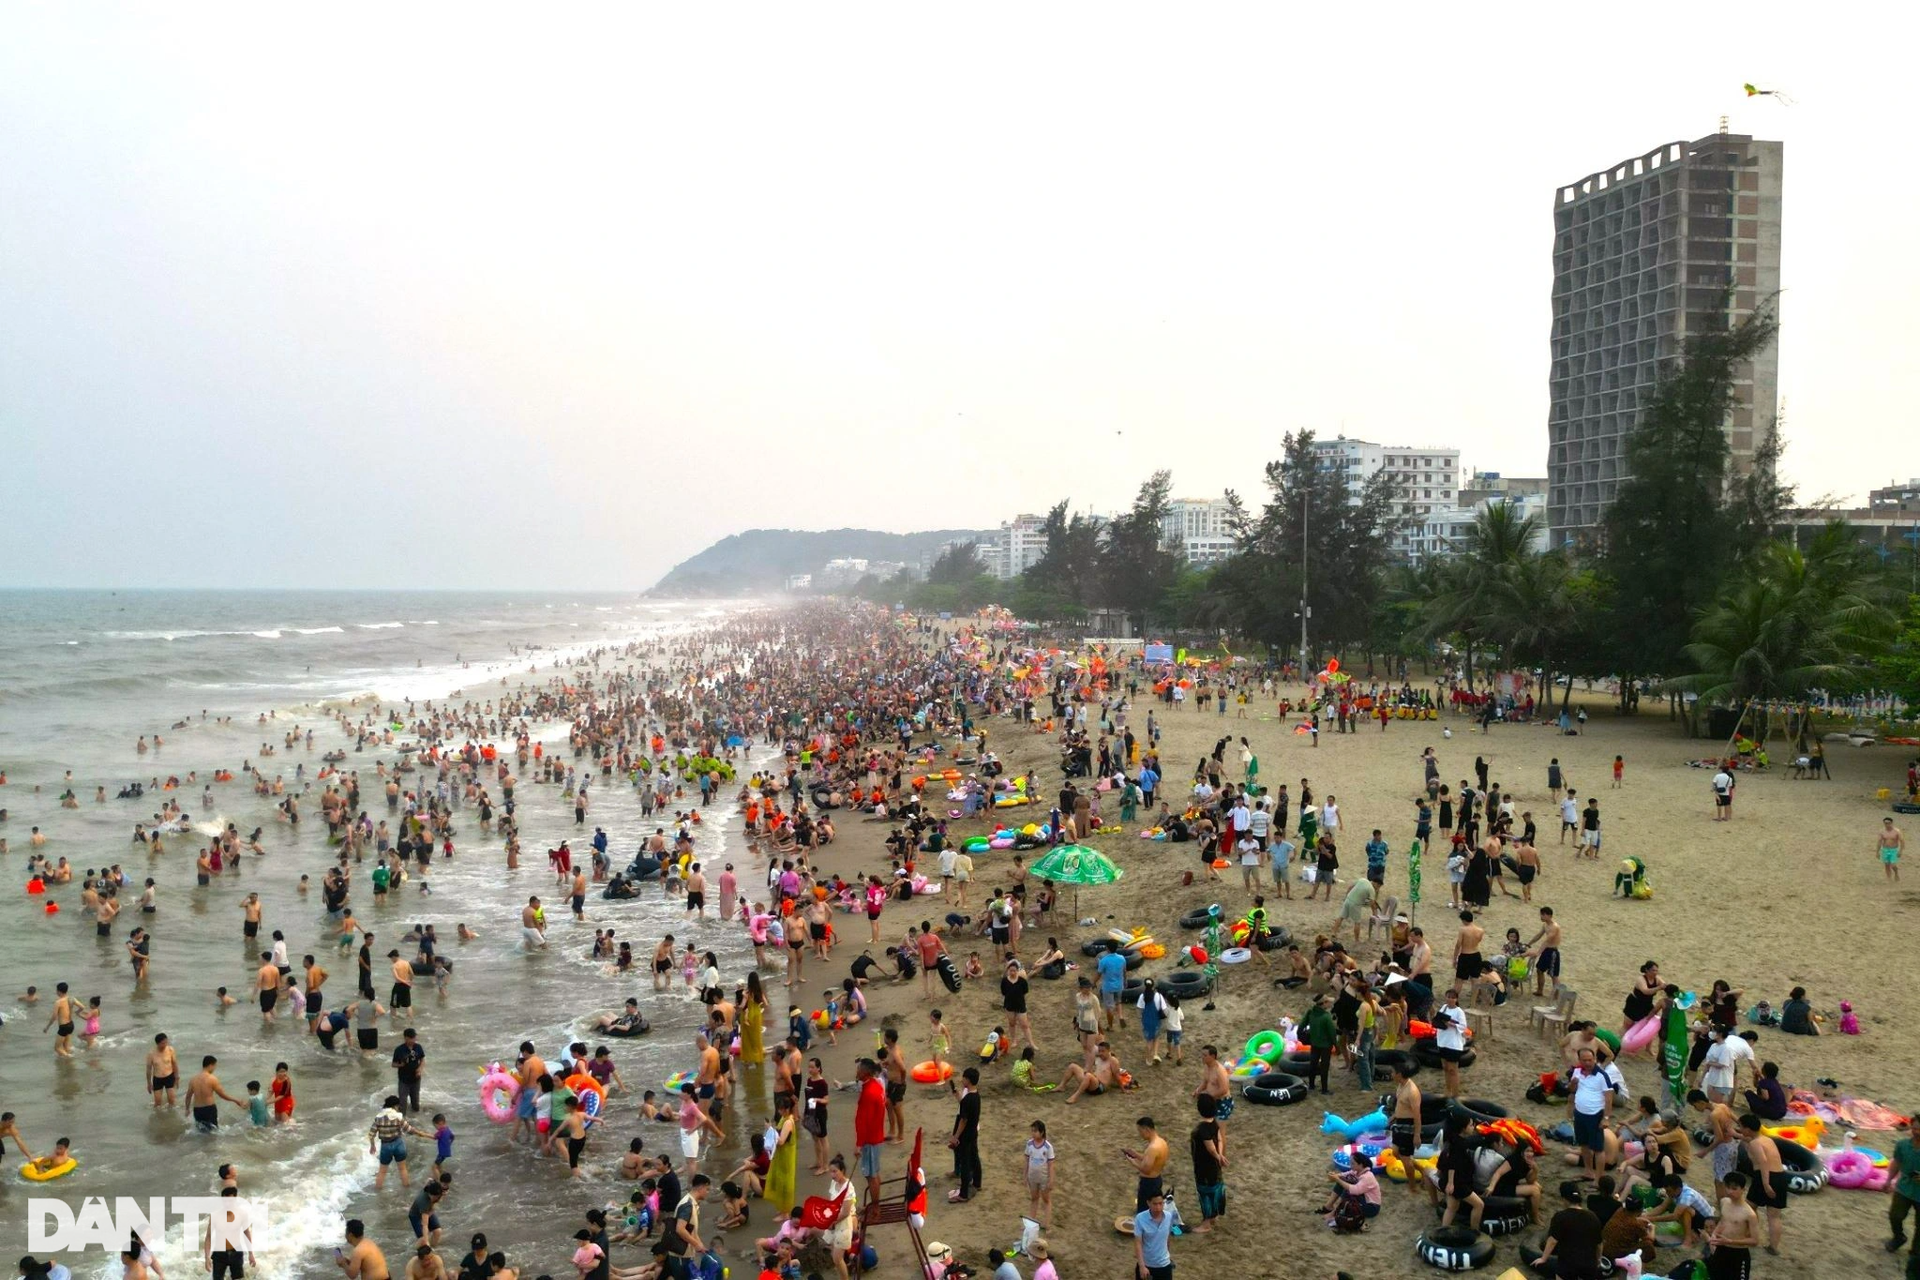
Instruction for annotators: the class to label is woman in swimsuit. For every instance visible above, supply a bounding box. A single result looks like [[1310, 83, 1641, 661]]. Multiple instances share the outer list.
[[1622, 961, 1660, 1030]]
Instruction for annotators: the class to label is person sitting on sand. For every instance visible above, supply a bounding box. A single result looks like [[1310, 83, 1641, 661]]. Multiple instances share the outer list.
[[1057, 1041, 1125, 1104], [1780, 987, 1818, 1035]]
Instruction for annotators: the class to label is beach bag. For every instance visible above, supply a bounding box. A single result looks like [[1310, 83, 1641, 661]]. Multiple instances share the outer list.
[[1331, 1191, 1368, 1233]]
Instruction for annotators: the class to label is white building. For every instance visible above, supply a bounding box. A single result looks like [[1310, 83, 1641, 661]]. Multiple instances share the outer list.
[[1159, 497, 1237, 566], [1406, 493, 1552, 563], [974, 514, 1054, 580], [1309, 436, 1464, 560]]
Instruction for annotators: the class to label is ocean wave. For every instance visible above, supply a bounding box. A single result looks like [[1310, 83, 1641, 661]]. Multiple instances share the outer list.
[[356, 622, 405, 630], [292, 626, 345, 635], [251, 630, 283, 639]]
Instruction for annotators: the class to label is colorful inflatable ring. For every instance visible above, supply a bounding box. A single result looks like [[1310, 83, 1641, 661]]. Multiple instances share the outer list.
[[19, 1157, 78, 1182], [1244, 1030, 1285, 1063], [1378, 1147, 1440, 1183], [664, 1071, 693, 1092], [1592, 1027, 1621, 1054], [565, 1073, 607, 1125], [1826, 1149, 1889, 1190], [478, 1065, 521, 1125], [1620, 1014, 1660, 1054], [1138, 943, 1167, 960], [910, 1060, 953, 1084]]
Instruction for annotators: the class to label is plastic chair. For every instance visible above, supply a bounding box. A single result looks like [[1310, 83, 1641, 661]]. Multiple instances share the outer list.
[[1532, 987, 1576, 1041]]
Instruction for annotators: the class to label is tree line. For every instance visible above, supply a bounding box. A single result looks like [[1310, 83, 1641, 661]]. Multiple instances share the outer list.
[[853, 300, 1920, 729]]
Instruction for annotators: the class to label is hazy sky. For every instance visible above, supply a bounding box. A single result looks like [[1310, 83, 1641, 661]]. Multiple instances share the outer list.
[[4, 5, 1914, 589]]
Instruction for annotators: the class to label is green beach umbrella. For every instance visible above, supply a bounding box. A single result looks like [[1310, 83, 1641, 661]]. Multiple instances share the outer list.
[[1028, 844, 1124, 915]]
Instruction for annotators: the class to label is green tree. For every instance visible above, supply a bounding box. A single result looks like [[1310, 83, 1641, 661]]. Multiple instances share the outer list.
[[1670, 523, 1896, 724], [1025, 500, 1102, 609], [1217, 431, 1400, 660], [1597, 299, 1787, 710], [1878, 595, 1920, 714], [1098, 470, 1182, 631], [927, 541, 985, 585]]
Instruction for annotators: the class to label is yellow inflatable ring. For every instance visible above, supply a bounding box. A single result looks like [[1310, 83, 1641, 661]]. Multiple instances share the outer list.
[[21, 1157, 78, 1182]]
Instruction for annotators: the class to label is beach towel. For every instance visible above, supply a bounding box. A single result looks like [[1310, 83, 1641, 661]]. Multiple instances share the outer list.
[[1787, 1088, 1910, 1131]]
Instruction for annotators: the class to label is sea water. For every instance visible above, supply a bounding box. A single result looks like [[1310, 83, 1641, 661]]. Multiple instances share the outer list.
[[0, 591, 769, 1275]]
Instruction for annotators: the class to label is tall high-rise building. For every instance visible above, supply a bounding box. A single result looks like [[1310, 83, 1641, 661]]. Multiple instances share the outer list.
[[1547, 129, 1783, 547]]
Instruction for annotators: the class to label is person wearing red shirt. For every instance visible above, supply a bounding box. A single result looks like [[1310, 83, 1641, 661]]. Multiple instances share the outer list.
[[854, 1058, 888, 1205]]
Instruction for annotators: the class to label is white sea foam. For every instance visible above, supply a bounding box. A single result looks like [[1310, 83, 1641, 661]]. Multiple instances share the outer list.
[[292, 626, 345, 635], [356, 622, 405, 630], [251, 630, 283, 639]]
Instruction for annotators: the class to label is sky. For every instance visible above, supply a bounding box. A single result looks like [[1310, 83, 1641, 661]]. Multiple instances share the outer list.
[[3, 4, 1915, 590]]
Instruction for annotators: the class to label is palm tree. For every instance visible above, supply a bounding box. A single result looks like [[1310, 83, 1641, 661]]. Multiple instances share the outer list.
[[1419, 503, 1547, 689], [1670, 524, 1896, 728]]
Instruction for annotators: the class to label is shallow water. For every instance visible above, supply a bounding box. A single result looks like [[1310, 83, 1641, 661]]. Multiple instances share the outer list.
[[0, 591, 771, 1275]]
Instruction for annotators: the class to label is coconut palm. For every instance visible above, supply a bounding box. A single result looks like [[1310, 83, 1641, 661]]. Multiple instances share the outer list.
[[1671, 523, 1896, 709]]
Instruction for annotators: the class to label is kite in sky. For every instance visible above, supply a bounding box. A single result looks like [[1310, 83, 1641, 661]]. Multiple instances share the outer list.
[[1743, 83, 1794, 104]]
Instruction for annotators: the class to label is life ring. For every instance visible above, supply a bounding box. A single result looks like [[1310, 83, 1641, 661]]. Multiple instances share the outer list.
[[1472, 1196, 1533, 1237], [565, 1073, 607, 1126], [1253, 927, 1292, 951], [1369, 1048, 1416, 1074], [1620, 1014, 1660, 1054], [1416, 1225, 1495, 1271], [1082, 938, 1118, 957], [19, 1157, 78, 1182], [1379, 1147, 1440, 1182], [1776, 1138, 1828, 1194], [1412, 1043, 1476, 1071], [1243, 1030, 1285, 1063], [1219, 947, 1253, 965], [1158, 970, 1211, 997], [664, 1071, 693, 1092], [1178, 907, 1217, 930], [478, 1066, 521, 1125], [606, 1017, 651, 1038], [1240, 1071, 1308, 1105], [1451, 1098, 1511, 1126], [910, 1061, 953, 1084], [1825, 1149, 1887, 1190]]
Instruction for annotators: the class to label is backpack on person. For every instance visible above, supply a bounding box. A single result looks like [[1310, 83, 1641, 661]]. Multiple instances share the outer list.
[[1331, 1190, 1369, 1233]]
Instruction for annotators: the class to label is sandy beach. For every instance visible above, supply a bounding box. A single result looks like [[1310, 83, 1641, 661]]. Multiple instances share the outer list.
[[811, 672, 1918, 1280]]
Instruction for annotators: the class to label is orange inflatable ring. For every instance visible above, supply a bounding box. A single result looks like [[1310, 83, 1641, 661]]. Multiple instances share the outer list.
[[910, 1061, 953, 1084], [564, 1072, 607, 1124]]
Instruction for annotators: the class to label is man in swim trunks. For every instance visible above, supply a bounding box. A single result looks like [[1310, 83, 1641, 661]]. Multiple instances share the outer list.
[[683, 863, 707, 920], [1738, 1114, 1787, 1255], [653, 935, 676, 990], [241, 892, 262, 942], [1451, 911, 1484, 983], [1390, 1060, 1424, 1199], [145, 1032, 179, 1107], [256, 954, 282, 1020], [43, 984, 76, 1058], [521, 898, 548, 951], [1058, 1040, 1123, 1104], [1525, 906, 1562, 997], [185, 1055, 243, 1131], [389, 950, 413, 1013], [1880, 817, 1905, 884]]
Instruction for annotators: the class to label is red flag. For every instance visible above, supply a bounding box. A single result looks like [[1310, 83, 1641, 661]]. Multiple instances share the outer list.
[[905, 1128, 926, 1214]]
